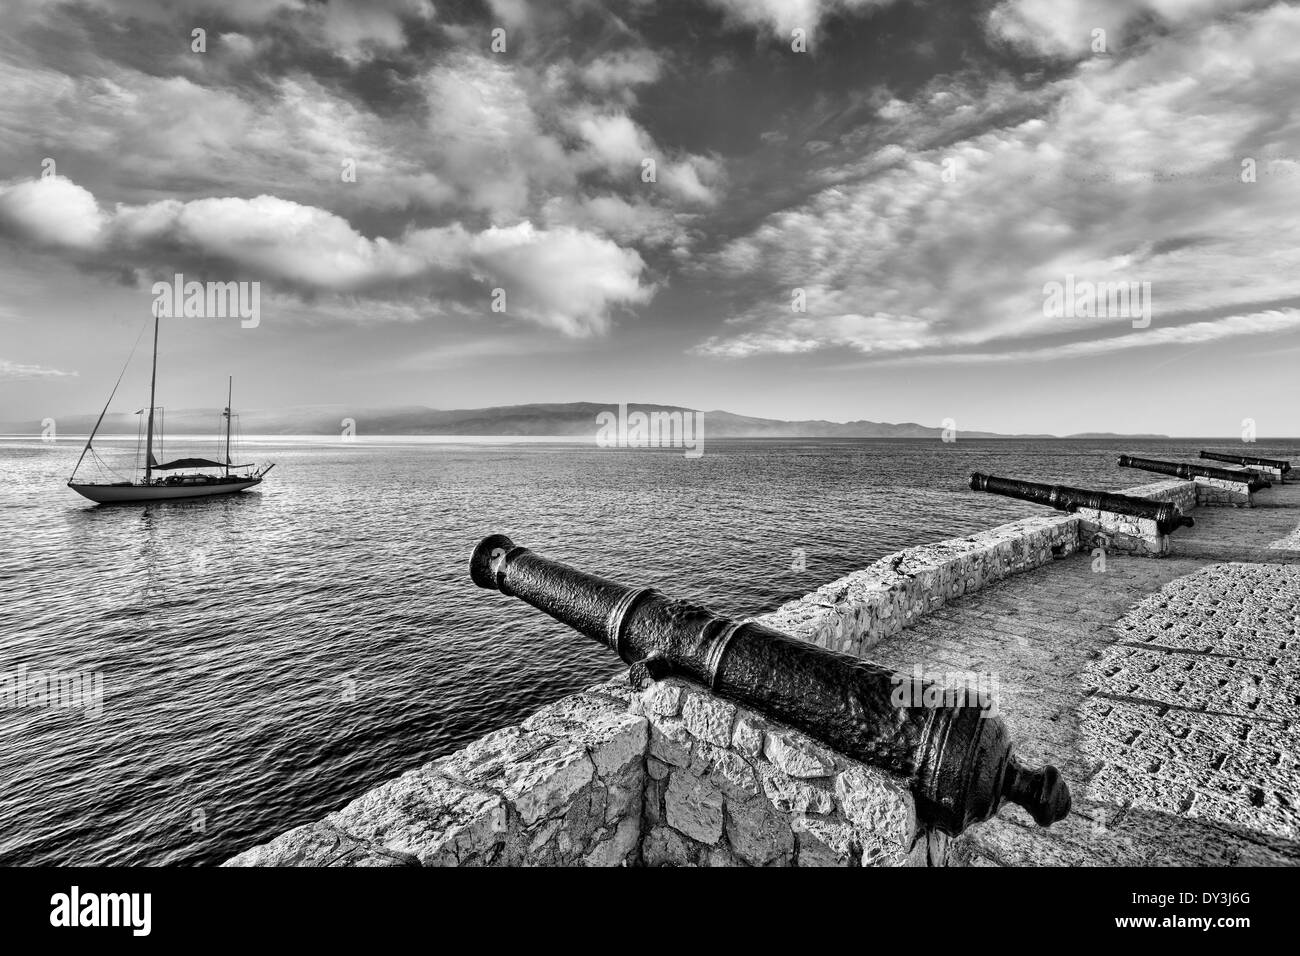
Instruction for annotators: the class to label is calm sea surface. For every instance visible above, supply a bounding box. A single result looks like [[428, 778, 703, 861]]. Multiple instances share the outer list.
[[1, 436, 1293, 865]]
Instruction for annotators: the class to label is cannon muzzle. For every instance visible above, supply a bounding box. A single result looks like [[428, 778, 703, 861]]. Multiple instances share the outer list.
[[1118, 454, 1271, 492], [969, 472, 1194, 534], [470, 534, 1071, 835]]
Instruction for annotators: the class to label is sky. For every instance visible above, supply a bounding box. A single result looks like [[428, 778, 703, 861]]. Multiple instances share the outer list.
[[0, 0, 1297, 436]]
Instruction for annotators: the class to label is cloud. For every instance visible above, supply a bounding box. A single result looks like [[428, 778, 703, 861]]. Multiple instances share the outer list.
[[571, 108, 722, 204], [575, 111, 655, 170], [0, 177, 105, 249], [579, 50, 663, 91], [704, 0, 897, 36], [484, 0, 531, 29], [0, 179, 653, 336], [317, 0, 436, 58], [862, 309, 1300, 366], [0, 359, 78, 379], [986, 0, 1263, 57], [693, 2, 1300, 362], [77, 0, 305, 23], [660, 156, 722, 205], [444, 222, 654, 336], [540, 194, 682, 246], [695, 311, 932, 357], [30, 0, 434, 59]]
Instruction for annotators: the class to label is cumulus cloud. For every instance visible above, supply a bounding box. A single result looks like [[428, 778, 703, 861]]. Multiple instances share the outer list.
[[575, 111, 655, 171], [694, 2, 1300, 361], [446, 222, 654, 336], [0, 180, 652, 336], [571, 108, 722, 204], [0, 177, 105, 249]]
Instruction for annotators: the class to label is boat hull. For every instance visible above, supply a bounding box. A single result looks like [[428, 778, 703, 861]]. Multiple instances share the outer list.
[[68, 478, 262, 504]]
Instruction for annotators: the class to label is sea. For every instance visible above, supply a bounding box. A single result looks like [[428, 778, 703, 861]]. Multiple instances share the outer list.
[[0, 435, 1293, 865]]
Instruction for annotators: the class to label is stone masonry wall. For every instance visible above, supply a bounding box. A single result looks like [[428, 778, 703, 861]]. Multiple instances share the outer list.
[[226, 677, 648, 867], [1117, 474, 1250, 509], [225, 673, 937, 867], [638, 677, 939, 866], [757, 514, 1080, 658], [1074, 479, 1199, 557], [1120, 478, 1198, 513], [1194, 475, 1254, 507]]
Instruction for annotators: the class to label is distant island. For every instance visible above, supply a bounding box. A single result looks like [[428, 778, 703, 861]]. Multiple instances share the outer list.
[[2, 402, 1170, 440]]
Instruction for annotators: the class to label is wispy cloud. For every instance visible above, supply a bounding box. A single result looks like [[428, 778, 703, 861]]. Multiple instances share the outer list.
[[0, 359, 77, 379], [692, 2, 1300, 363], [851, 309, 1300, 367]]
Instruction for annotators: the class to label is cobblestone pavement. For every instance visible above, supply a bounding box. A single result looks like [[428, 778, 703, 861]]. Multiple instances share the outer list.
[[866, 480, 1300, 866]]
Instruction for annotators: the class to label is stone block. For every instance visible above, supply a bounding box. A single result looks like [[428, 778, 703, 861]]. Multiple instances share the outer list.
[[501, 741, 596, 826], [764, 729, 836, 778], [761, 766, 835, 815], [641, 680, 685, 718], [521, 693, 648, 778], [834, 765, 916, 843], [731, 716, 765, 759], [664, 770, 725, 844], [582, 814, 640, 866], [681, 692, 737, 747], [691, 743, 760, 801], [726, 797, 794, 865], [793, 817, 857, 867], [326, 768, 510, 866], [642, 825, 696, 866], [648, 717, 693, 767]]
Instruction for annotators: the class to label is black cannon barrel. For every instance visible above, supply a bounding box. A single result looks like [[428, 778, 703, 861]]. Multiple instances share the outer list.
[[1117, 454, 1270, 492], [969, 472, 1194, 535], [1199, 450, 1291, 474], [470, 534, 1071, 835]]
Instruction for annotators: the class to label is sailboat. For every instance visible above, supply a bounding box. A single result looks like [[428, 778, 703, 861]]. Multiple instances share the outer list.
[[67, 311, 274, 504]]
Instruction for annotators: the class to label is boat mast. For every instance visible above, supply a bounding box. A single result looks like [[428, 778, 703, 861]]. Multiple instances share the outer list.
[[144, 310, 159, 483], [224, 375, 232, 478]]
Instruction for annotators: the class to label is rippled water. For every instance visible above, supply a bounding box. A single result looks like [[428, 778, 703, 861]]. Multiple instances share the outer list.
[[1, 436, 1293, 865]]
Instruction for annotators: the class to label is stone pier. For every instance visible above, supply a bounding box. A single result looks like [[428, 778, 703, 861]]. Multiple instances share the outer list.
[[226, 467, 1300, 867]]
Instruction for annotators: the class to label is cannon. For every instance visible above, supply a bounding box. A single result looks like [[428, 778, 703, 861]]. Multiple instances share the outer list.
[[470, 534, 1071, 836], [1199, 450, 1291, 475], [1117, 454, 1271, 492], [969, 472, 1194, 535]]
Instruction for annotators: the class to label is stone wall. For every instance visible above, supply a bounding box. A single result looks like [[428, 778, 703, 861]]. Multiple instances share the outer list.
[[1074, 479, 1199, 557], [226, 677, 648, 867], [1193, 475, 1254, 507], [757, 514, 1080, 657], [1120, 478, 1198, 513], [225, 673, 940, 867], [638, 677, 939, 866]]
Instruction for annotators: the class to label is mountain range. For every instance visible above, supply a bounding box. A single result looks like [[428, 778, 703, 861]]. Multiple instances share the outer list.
[[1, 403, 1169, 439]]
